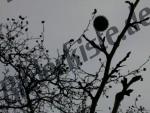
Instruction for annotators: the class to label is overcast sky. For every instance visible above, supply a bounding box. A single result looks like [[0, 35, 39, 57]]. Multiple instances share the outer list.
[[0, 0, 150, 112]]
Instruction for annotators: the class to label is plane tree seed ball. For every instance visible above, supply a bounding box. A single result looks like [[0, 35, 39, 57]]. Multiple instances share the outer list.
[[93, 16, 109, 31]]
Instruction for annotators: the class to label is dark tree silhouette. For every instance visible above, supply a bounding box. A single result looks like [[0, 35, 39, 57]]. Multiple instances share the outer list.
[[0, 0, 149, 113], [60, 0, 150, 113], [0, 16, 76, 113]]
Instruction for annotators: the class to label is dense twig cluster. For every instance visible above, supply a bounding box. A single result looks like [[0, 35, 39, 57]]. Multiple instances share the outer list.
[[0, 16, 85, 113]]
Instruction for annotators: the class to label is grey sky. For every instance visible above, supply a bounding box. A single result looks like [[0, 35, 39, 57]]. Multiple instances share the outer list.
[[0, 0, 150, 112]]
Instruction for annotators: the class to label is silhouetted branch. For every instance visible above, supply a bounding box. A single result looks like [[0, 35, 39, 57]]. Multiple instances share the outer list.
[[112, 75, 142, 113]]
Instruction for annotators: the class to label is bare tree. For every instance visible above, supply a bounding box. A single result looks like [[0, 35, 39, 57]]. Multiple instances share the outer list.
[[0, 0, 149, 113], [60, 0, 150, 113], [0, 15, 79, 113]]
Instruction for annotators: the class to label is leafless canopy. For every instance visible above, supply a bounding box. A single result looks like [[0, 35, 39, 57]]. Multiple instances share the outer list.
[[0, 0, 149, 113]]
